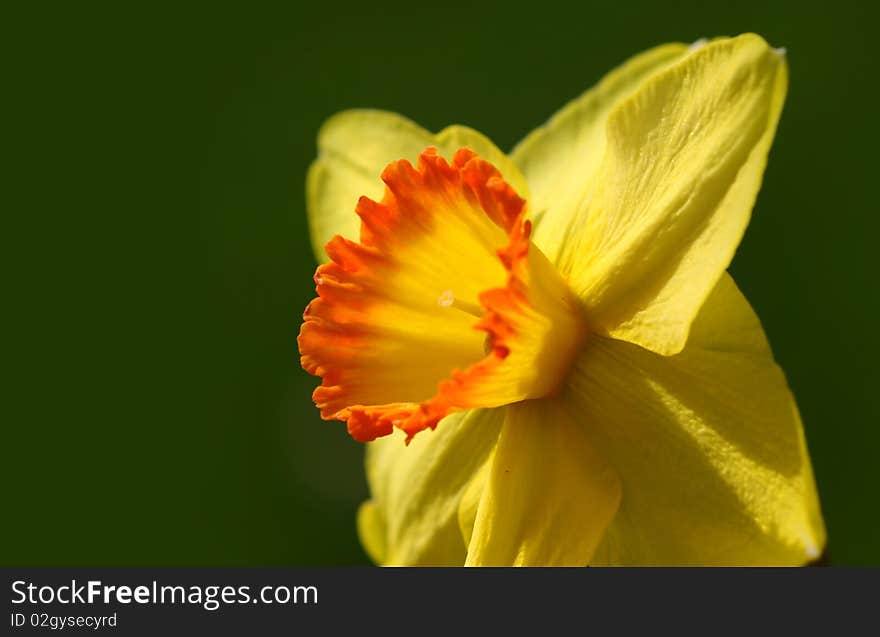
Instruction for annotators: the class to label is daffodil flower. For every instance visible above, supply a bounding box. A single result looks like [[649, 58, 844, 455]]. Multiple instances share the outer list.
[[298, 33, 826, 565]]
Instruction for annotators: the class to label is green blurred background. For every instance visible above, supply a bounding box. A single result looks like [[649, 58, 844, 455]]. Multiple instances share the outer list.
[[5, 1, 878, 565]]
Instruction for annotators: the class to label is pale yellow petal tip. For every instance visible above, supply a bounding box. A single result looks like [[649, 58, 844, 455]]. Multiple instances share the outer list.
[[356, 500, 387, 565], [803, 515, 829, 564], [800, 528, 827, 565], [804, 542, 821, 562], [792, 507, 825, 560], [689, 37, 709, 52], [687, 34, 782, 57]]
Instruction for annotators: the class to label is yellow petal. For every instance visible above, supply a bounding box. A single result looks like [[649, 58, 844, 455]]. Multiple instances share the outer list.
[[306, 110, 434, 261], [559, 34, 788, 355], [435, 125, 531, 202], [564, 273, 826, 565], [510, 42, 689, 262], [306, 112, 528, 263], [364, 408, 503, 566], [356, 500, 387, 565], [457, 452, 491, 549], [465, 399, 621, 566]]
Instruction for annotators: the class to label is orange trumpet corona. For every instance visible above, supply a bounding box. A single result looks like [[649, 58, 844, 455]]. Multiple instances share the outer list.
[[298, 148, 585, 443]]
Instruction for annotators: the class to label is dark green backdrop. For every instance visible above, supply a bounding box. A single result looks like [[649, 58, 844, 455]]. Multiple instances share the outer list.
[[6, 1, 878, 565]]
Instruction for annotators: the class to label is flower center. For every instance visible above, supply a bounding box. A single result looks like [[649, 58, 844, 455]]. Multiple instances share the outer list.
[[298, 148, 585, 442]]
